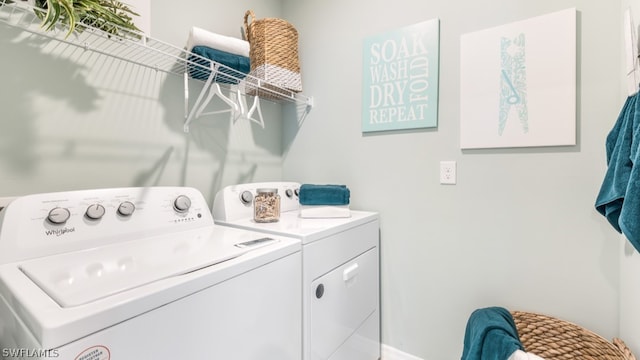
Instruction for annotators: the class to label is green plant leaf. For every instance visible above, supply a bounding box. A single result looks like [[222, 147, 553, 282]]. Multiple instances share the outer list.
[[41, 0, 58, 31], [30, 0, 140, 37], [59, 0, 76, 37]]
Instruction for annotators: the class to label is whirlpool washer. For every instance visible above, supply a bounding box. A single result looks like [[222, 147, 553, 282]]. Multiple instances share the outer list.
[[0, 187, 301, 360], [213, 182, 380, 360]]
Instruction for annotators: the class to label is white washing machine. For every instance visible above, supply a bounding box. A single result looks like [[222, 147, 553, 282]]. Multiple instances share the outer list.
[[0, 186, 301, 360], [213, 182, 380, 360]]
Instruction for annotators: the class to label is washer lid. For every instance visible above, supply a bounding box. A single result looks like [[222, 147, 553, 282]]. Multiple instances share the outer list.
[[19, 227, 249, 307]]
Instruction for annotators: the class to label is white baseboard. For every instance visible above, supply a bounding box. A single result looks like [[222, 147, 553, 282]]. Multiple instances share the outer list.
[[381, 344, 424, 360]]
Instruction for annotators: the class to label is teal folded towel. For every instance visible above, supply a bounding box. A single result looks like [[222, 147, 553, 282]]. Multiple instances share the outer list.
[[595, 93, 640, 252], [299, 184, 350, 206], [188, 45, 250, 84], [461, 307, 523, 360]]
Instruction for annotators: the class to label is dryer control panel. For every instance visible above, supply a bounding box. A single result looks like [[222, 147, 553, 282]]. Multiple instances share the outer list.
[[212, 182, 301, 222], [0, 187, 213, 263]]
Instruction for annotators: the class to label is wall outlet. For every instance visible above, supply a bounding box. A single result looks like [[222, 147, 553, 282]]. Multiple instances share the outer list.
[[440, 161, 456, 185]]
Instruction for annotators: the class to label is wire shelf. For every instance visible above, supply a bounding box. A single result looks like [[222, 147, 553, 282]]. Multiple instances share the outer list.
[[0, 0, 314, 107]]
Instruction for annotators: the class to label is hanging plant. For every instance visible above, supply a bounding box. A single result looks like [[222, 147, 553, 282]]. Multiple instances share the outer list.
[[3, 0, 140, 37]]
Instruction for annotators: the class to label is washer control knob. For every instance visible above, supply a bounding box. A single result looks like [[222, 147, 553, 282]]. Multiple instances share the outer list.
[[239, 191, 253, 205], [285, 189, 294, 198], [294, 188, 300, 197], [173, 195, 191, 213], [117, 201, 135, 217], [47, 207, 71, 225], [85, 204, 106, 220]]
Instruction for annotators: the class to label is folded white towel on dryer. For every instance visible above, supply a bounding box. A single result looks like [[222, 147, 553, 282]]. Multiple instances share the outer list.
[[299, 205, 351, 219]]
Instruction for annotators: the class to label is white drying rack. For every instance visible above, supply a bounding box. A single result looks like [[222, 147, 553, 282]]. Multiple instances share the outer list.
[[0, 0, 314, 132]]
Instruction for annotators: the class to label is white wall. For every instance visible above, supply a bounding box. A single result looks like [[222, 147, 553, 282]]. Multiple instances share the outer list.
[[0, 0, 284, 205], [618, 1, 640, 356], [0, 1, 631, 359], [282, 1, 625, 359]]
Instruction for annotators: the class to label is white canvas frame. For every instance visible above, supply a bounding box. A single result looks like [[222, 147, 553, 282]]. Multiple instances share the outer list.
[[460, 8, 577, 149]]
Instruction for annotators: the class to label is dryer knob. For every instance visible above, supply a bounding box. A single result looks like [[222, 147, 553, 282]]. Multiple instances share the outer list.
[[47, 207, 71, 224], [285, 189, 294, 198], [117, 201, 136, 217], [173, 195, 191, 213], [315, 284, 325, 299], [240, 191, 253, 205]]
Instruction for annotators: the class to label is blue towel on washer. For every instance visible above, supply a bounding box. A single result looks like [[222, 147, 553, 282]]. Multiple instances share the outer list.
[[461, 307, 523, 360], [595, 93, 640, 252], [299, 184, 350, 206]]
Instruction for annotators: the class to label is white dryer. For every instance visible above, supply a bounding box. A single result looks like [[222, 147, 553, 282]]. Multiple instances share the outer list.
[[213, 182, 380, 360], [0, 187, 301, 360]]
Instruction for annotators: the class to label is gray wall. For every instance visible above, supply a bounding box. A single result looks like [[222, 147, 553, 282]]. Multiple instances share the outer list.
[[0, 0, 284, 204], [0, 0, 630, 359], [619, 1, 640, 356], [282, 0, 625, 359]]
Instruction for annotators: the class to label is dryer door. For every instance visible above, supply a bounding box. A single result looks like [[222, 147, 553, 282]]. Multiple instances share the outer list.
[[310, 247, 379, 360]]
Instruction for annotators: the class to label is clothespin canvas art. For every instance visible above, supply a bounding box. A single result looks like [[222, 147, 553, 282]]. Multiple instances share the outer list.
[[460, 8, 576, 149]]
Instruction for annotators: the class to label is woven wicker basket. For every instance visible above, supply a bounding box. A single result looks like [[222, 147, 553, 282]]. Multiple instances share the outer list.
[[243, 10, 302, 99], [511, 311, 636, 360]]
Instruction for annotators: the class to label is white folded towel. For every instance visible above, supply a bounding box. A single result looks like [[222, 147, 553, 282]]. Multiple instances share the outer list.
[[186, 26, 250, 57], [299, 205, 351, 219]]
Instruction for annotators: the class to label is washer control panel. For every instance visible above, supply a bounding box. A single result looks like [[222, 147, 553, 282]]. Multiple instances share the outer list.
[[0, 187, 213, 263]]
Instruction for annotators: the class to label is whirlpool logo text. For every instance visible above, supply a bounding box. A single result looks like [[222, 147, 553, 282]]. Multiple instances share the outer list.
[[45, 227, 76, 237]]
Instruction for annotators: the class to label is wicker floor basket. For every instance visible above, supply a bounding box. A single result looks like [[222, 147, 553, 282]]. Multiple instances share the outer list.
[[243, 10, 302, 100], [511, 311, 636, 360]]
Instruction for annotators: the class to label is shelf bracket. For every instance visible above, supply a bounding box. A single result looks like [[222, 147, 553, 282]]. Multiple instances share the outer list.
[[298, 96, 314, 124]]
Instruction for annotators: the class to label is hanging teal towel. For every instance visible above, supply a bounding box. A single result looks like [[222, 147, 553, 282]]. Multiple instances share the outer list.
[[595, 94, 636, 233], [595, 92, 640, 252], [299, 184, 350, 206]]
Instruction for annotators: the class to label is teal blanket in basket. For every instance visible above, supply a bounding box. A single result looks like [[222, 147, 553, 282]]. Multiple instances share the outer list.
[[461, 307, 523, 360]]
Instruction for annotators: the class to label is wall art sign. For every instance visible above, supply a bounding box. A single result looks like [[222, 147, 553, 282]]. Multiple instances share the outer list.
[[362, 19, 440, 133], [460, 8, 576, 149]]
